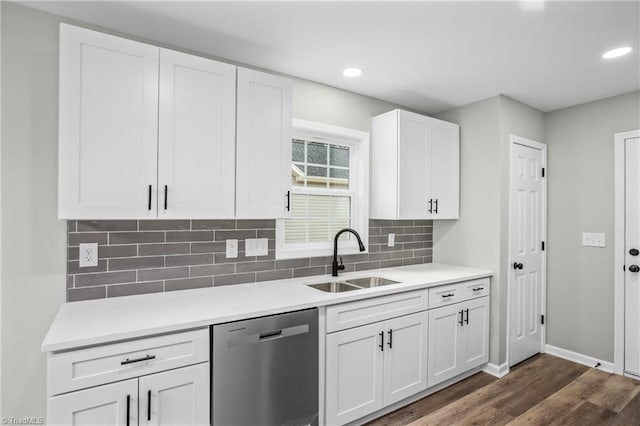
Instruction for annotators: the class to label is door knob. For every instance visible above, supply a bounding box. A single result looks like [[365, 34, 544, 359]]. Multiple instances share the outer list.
[[513, 262, 524, 270], [630, 248, 639, 256], [629, 265, 640, 273]]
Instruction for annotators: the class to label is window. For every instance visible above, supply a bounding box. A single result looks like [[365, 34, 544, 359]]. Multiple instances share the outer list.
[[276, 119, 369, 259]]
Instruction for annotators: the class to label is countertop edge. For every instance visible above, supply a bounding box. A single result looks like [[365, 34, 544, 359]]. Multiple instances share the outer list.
[[42, 264, 493, 353]]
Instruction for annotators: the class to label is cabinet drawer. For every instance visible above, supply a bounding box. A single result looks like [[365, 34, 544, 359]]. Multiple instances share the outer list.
[[326, 290, 428, 333], [428, 284, 463, 309], [462, 278, 490, 300], [47, 328, 209, 396]]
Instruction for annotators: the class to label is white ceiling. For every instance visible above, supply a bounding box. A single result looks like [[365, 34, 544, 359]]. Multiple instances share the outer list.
[[21, 1, 640, 114]]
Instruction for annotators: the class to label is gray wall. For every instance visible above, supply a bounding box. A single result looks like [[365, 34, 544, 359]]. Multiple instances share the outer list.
[[0, 2, 412, 418], [1, 2, 66, 418], [545, 91, 640, 362], [435, 94, 544, 366], [433, 96, 503, 365]]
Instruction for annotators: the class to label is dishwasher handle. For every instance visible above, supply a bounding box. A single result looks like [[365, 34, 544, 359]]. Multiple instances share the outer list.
[[227, 324, 310, 349], [259, 330, 283, 340]]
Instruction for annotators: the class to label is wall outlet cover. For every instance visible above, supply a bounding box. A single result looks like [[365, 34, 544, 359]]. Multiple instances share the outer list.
[[226, 239, 238, 258], [79, 243, 98, 267], [388, 233, 395, 247]]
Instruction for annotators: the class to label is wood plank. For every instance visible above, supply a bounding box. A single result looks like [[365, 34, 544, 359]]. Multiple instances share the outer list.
[[508, 369, 611, 425], [554, 401, 617, 425], [368, 354, 640, 426], [493, 355, 589, 418], [605, 390, 640, 425], [587, 372, 640, 412], [365, 372, 497, 426], [406, 380, 516, 425]]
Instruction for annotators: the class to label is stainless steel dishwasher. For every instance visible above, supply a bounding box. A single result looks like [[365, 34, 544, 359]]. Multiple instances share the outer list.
[[212, 308, 318, 426]]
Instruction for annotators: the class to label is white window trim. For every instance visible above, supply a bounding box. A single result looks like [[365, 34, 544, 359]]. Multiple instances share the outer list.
[[276, 119, 369, 260]]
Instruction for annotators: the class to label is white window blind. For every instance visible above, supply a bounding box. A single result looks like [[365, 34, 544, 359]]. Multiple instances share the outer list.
[[285, 138, 352, 244]]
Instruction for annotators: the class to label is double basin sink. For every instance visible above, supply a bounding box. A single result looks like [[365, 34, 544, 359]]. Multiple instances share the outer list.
[[308, 276, 400, 293]]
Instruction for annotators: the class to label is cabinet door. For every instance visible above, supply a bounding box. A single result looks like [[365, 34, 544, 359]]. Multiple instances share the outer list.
[[427, 302, 463, 387], [325, 323, 384, 425], [158, 49, 236, 219], [58, 24, 159, 219], [383, 311, 428, 406], [48, 379, 138, 426], [397, 110, 431, 219], [461, 297, 490, 370], [236, 67, 292, 219], [429, 118, 460, 219], [139, 363, 209, 426]]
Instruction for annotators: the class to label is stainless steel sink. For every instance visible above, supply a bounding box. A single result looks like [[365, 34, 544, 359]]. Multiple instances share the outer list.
[[308, 282, 361, 293], [345, 277, 400, 288]]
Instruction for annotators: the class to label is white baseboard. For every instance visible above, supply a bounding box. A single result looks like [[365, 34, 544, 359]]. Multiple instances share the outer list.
[[482, 362, 509, 378], [545, 344, 614, 373]]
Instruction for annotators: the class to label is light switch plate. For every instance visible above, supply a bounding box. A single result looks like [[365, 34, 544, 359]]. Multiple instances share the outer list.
[[245, 239, 257, 257], [255, 238, 269, 256], [226, 239, 238, 258], [79, 243, 98, 267], [582, 232, 605, 247]]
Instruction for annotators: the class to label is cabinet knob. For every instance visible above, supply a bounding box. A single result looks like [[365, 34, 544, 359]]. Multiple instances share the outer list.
[[629, 265, 640, 273], [630, 248, 639, 256], [513, 262, 524, 270]]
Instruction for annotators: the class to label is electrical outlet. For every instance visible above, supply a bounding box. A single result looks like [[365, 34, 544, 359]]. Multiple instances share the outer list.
[[79, 243, 98, 267], [388, 233, 395, 247], [255, 238, 269, 256], [226, 239, 238, 258], [582, 232, 605, 247]]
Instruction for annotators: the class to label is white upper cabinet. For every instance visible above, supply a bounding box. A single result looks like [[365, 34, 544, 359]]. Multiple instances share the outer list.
[[58, 24, 159, 219], [158, 49, 236, 218], [371, 109, 460, 220], [59, 25, 291, 220], [236, 67, 292, 219]]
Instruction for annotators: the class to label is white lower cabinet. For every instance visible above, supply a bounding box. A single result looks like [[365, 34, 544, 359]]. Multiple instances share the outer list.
[[48, 363, 209, 426], [325, 311, 428, 425], [427, 296, 490, 387], [47, 329, 210, 426], [48, 379, 139, 426]]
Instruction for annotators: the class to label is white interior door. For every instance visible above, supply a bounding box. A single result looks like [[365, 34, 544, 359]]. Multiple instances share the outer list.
[[509, 137, 546, 366], [158, 49, 236, 218], [624, 136, 640, 376]]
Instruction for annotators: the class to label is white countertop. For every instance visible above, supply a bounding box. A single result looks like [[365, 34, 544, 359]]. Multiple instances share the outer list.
[[42, 263, 492, 352]]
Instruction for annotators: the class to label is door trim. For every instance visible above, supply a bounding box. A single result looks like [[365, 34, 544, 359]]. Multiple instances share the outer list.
[[506, 135, 547, 367], [614, 129, 640, 375]]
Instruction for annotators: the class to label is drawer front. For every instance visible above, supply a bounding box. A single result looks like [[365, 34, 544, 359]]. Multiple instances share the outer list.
[[326, 290, 428, 333], [48, 328, 209, 396], [428, 284, 463, 309], [462, 278, 490, 300]]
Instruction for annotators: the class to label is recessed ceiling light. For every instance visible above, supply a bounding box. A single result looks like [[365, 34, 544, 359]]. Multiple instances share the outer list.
[[343, 68, 362, 78], [602, 47, 632, 59]]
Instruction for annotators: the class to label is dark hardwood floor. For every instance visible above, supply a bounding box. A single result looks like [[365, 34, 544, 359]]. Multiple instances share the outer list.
[[366, 354, 640, 425]]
